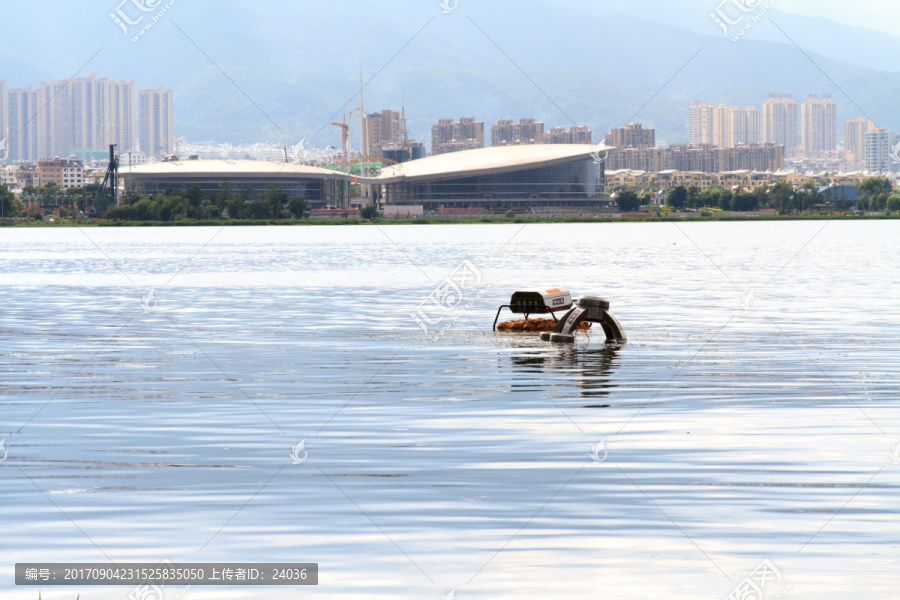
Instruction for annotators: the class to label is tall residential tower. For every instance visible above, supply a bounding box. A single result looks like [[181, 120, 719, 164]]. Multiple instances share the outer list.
[[864, 128, 900, 173], [605, 123, 654, 149], [0, 79, 7, 163], [431, 117, 485, 155], [844, 117, 875, 164], [800, 94, 837, 157], [762, 94, 799, 151], [689, 102, 715, 145], [365, 109, 403, 155], [6, 86, 40, 163], [139, 86, 174, 159], [491, 118, 545, 146]]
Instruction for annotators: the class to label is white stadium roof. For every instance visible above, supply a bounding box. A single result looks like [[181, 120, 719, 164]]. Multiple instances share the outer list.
[[370, 144, 614, 182], [122, 145, 614, 185], [124, 160, 354, 181]]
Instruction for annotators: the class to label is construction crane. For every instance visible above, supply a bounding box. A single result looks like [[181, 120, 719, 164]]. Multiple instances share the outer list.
[[331, 116, 350, 168]]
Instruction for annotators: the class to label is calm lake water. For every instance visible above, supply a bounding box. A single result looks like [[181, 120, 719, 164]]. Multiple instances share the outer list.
[[1, 222, 898, 599]]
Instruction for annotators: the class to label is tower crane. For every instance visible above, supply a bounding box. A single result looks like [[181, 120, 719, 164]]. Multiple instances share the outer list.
[[331, 116, 350, 168]]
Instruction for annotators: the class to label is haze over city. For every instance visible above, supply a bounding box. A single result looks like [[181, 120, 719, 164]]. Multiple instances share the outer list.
[[4, 0, 900, 147]]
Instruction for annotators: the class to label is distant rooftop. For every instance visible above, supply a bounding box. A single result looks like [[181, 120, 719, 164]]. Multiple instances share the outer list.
[[125, 159, 354, 181]]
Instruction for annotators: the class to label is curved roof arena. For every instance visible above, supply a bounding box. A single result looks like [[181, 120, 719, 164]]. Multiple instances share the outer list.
[[122, 144, 614, 187], [370, 144, 613, 183], [124, 159, 355, 182]]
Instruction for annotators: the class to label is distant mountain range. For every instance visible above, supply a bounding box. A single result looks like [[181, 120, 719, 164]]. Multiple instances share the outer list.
[[2, 0, 899, 147]]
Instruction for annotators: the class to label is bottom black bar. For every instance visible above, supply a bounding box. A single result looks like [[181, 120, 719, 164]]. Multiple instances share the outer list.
[[16, 563, 318, 586]]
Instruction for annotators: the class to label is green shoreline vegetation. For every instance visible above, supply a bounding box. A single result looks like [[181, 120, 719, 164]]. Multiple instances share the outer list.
[[5, 214, 899, 228], [2, 178, 899, 227]]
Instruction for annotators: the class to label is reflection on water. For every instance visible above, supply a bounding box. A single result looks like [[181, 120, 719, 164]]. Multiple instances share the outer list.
[[508, 342, 622, 398], [1, 223, 899, 600]]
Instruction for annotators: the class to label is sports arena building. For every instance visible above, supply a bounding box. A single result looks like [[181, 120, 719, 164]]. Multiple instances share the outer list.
[[122, 144, 612, 210], [123, 160, 354, 208], [370, 144, 609, 209]]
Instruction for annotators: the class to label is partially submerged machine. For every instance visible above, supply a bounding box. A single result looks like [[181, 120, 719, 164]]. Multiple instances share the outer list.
[[494, 287, 626, 344]]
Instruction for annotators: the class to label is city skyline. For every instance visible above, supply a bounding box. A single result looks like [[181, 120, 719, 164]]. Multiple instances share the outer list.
[[5, 76, 898, 178], [4, 1, 900, 150], [2, 67, 894, 166]]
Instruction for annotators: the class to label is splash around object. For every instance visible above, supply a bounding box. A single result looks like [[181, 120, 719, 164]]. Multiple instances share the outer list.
[[494, 288, 626, 344]]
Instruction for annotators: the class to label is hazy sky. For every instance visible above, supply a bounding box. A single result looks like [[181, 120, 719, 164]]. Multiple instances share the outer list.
[[556, 1, 900, 42], [761, 0, 900, 36]]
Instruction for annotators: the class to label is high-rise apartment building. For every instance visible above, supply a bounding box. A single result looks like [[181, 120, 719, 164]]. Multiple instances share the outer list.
[[800, 94, 837, 157], [545, 125, 592, 145], [864, 128, 900, 173], [69, 75, 108, 155], [0, 79, 7, 164], [844, 117, 875, 164], [38, 80, 66, 158], [431, 117, 485, 155], [431, 119, 453, 155], [604, 143, 783, 173], [698, 105, 761, 148], [108, 80, 137, 154], [718, 106, 761, 147], [491, 118, 544, 146], [745, 106, 761, 146], [7, 86, 40, 163], [604, 123, 653, 149], [689, 102, 715, 145], [365, 109, 403, 155], [53, 75, 136, 158], [712, 105, 732, 148], [7, 74, 139, 162], [762, 94, 799, 151], [729, 107, 746, 148], [139, 86, 174, 159]]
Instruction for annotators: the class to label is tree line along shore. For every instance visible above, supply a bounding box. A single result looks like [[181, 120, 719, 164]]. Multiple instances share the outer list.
[[1, 177, 899, 224]]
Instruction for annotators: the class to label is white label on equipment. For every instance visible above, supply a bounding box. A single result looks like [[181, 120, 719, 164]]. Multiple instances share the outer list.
[[566, 308, 585, 326]]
